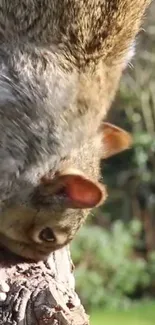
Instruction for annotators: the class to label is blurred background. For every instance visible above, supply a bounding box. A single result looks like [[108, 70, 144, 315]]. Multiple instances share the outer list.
[[71, 2, 155, 325]]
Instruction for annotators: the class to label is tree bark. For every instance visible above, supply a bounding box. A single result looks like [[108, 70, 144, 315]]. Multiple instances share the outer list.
[[0, 245, 89, 325]]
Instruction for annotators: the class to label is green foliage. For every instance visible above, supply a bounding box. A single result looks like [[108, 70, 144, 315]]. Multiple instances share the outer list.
[[133, 132, 155, 182], [148, 251, 155, 279], [71, 220, 153, 310]]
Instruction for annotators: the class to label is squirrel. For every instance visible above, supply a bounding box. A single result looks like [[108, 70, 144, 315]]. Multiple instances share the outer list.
[[0, 0, 151, 300]]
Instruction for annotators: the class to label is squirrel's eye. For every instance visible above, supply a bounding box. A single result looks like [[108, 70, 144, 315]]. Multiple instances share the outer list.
[[39, 227, 56, 242]]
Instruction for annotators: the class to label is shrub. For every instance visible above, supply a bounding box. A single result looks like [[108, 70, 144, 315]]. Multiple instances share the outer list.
[[71, 220, 152, 310]]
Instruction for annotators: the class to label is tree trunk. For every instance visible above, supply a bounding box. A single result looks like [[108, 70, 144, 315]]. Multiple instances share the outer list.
[[0, 245, 89, 325]]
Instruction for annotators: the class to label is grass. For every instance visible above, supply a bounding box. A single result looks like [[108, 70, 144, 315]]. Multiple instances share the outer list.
[[90, 302, 155, 325]]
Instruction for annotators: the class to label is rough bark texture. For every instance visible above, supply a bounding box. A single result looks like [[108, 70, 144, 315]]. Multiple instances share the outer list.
[[0, 245, 89, 325]]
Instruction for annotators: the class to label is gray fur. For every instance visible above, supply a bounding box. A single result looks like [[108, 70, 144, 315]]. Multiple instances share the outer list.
[[0, 0, 151, 260]]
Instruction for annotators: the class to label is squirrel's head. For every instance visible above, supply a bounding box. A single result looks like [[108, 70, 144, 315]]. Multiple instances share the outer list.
[[0, 122, 132, 260]]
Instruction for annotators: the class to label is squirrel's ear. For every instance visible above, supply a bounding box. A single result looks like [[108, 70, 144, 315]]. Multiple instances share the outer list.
[[100, 122, 132, 159], [40, 168, 107, 209]]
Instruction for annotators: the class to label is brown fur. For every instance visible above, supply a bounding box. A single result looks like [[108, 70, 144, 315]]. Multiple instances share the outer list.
[[0, 0, 151, 264]]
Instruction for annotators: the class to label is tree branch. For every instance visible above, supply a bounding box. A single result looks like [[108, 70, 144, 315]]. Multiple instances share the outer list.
[[0, 245, 89, 325]]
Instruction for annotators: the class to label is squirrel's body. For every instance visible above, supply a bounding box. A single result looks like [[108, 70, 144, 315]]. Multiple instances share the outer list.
[[0, 1, 151, 266]]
